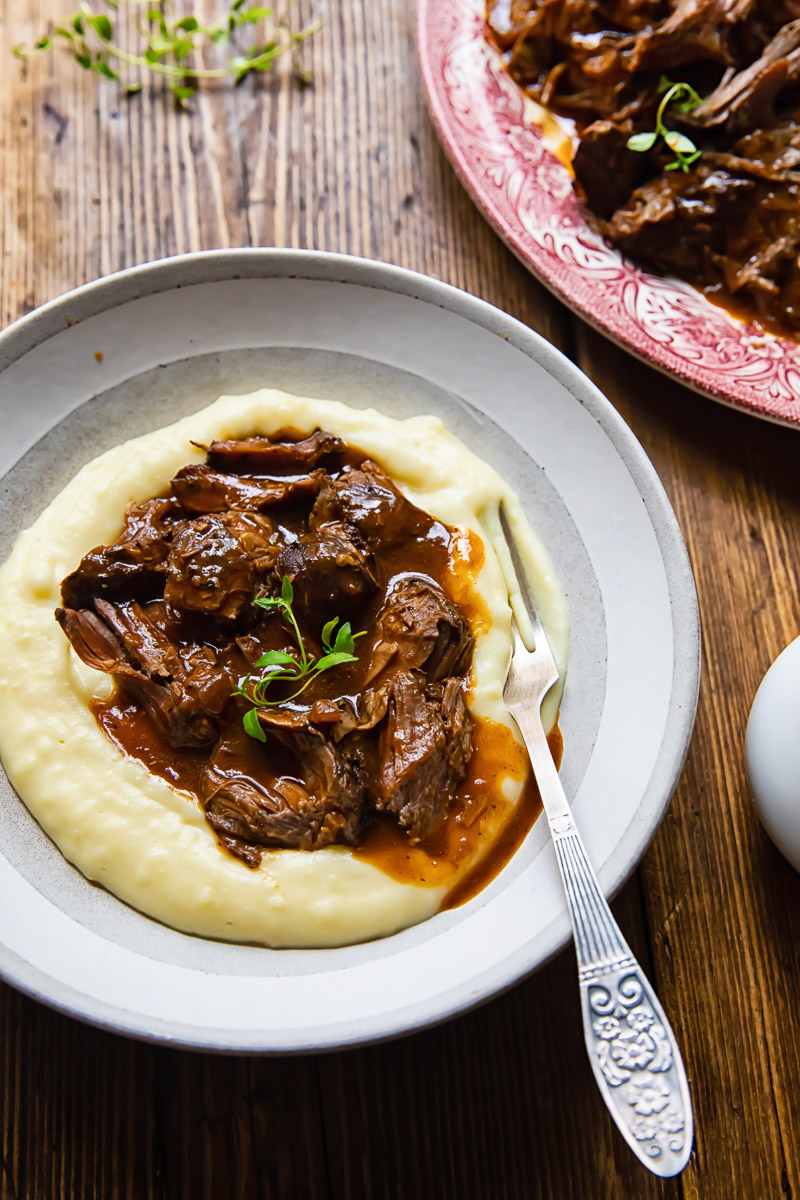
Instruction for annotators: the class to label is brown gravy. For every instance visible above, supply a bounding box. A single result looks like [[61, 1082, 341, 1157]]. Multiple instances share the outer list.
[[86, 434, 563, 908], [93, 693, 562, 907]]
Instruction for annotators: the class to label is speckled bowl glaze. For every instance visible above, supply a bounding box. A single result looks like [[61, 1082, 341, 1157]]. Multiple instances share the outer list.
[[0, 249, 699, 1051]]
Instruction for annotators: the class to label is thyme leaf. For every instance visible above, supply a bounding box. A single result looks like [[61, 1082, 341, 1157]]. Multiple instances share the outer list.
[[236, 575, 365, 739], [626, 79, 703, 173]]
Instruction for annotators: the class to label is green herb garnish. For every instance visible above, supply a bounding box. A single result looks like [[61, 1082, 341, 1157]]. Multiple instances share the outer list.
[[232, 575, 365, 742], [13, 0, 318, 105], [627, 77, 703, 173]]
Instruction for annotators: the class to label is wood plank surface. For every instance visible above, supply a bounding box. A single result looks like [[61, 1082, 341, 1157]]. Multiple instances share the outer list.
[[1, 0, 800, 1196]]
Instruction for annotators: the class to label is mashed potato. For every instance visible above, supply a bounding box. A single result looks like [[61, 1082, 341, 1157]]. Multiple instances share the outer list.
[[0, 390, 568, 946]]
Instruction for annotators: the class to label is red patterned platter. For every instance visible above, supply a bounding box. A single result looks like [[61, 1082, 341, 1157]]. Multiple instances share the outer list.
[[418, 0, 800, 428]]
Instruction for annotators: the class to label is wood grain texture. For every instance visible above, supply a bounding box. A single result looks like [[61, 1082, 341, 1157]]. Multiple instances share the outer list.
[[576, 329, 800, 1200], [1, 0, 799, 1195]]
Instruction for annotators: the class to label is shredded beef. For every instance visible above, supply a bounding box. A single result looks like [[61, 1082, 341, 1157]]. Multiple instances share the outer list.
[[56, 600, 229, 747], [368, 575, 474, 683], [377, 670, 473, 842], [60, 497, 183, 608], [56, 429, 478, 864], [165, 511, 276, 621], [572, 119, 650, 218], [202, 722, 367, 862], [491, 0, 800, 332], [310, 460, 432, 552], [686, 19, 800, 131], [274, 526, 376, 624], [203, 430, 345, 472], [170, 464, 324, 514], [601, 163, 757, 273]]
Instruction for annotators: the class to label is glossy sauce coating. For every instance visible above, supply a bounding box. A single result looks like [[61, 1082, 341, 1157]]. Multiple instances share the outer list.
[[90, 440, 562, 904], [94, 694, 561, 904]]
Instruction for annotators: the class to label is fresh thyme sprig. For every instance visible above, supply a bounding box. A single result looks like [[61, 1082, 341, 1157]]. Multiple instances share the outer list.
[[13, 0, 319, 104], [232, 575, 365, 742], [627, 77, 703, 173]]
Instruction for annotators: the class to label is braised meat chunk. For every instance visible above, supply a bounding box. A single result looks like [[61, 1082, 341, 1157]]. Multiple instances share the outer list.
[[56, 604, 133, 673], [56, 599, 229, 747], [60, 497, 183, 608], [369, 575, 474, 683], [57, 427, 480, 867], [171, 463, 324, 514], [202, 721, 367, 864], [274, 526, 376, 624], [602, 163, 757, 275], [165, 511, 276, 621], [572, 119, 648, 219], [311, 460, 432, 552], [204, 430, 345, 473], [377, 670, 473, 842], [685, 19, 800, 133]]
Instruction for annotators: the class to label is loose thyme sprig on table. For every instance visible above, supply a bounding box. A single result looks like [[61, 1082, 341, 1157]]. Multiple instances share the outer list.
[[232, 575, 366, 742], [12, 0, 319, 104], [627, 77, 703, 173]]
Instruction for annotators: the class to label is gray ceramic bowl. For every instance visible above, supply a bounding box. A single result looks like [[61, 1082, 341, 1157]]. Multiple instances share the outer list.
[[0, 250, 699, 1051]]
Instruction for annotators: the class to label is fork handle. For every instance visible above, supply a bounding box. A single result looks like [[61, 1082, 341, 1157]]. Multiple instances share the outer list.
[[552, 819, 693, 1176], [512, 709, 693, 1176]]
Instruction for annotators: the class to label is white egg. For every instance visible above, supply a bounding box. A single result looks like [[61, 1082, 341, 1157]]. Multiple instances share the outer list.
[[746, 635, 800, 872]]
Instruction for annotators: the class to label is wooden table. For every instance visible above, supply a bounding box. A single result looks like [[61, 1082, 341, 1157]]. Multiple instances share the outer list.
[[3, 0, 800, 1195]]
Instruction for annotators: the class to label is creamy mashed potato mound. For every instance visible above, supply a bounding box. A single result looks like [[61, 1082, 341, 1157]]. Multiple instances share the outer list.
[[0, 390, 568, 947]]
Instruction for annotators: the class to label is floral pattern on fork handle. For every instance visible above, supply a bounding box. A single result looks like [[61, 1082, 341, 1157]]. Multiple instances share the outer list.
[[551, 816, 693, 1174]]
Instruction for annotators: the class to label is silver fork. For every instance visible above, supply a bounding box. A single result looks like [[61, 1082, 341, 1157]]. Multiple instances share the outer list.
[[498, 506, 693, 1178]]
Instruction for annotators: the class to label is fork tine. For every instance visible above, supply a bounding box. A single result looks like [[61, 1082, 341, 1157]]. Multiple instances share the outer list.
[[498, 504, 550, 654]]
